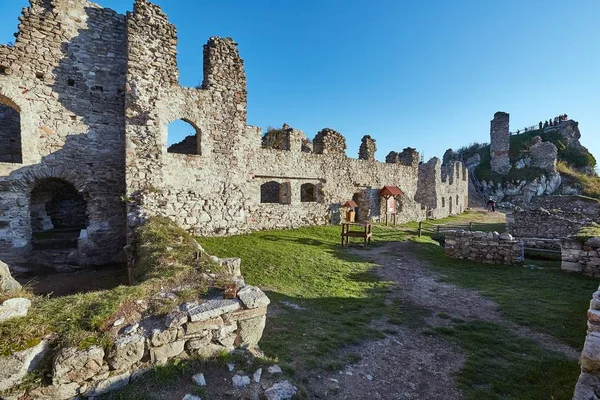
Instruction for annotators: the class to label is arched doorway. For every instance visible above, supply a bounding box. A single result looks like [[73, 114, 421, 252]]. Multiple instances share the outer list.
[[30, 178, 88, 240]]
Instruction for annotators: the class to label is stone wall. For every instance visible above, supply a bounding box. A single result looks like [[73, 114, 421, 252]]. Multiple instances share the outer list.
[[507, 196, 600, 240], [0, 0, 470, 269], [416, 158, 468, 219], [573, 286, 600, 400], [358, 135, 376, 161], [0, 284, 269, 399], [560, 237, 600, 277], [445, 231, 524, 265], [0, 0, 127, 267], [530, 136, 558, 174], [490, 111, 511, 175]]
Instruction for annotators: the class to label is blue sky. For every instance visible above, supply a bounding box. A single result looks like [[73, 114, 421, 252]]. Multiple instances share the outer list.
[[1, 0, 599, 162]]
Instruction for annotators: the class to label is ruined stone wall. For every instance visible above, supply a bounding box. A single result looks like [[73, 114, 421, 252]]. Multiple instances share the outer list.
[[416, 158, 469, 219], [1, 283, 269, 399], [358, 135, 376, 161], [508, 208, 594, 239], [574, 286, 600, 400], [0, 0, 470, 266], [445, 231, 524, 265], [0, 0, 127, 266], [561, 237, 600, 277], [490, 111, 511, 175]]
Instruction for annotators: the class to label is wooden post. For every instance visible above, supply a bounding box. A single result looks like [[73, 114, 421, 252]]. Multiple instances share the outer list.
[[437, 225, 440, 233], [418, 221, 422, 237], [385, 213, 388, 226], [469, 222, 473, 231]]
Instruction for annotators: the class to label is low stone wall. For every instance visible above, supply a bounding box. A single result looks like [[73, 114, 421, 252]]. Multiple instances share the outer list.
[[561, 237, 600, 277], [521, 237, 561, 251], [445, 231, 524, 265], [574, 285, 600, 399], [0, 285, 269, 399], [508, 208, 589, 239]]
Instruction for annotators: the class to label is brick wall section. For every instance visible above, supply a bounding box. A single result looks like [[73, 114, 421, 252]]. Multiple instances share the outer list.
[[560, 237, 600, 277], [445, 231, 524, 265], [573, 286, 600, 399]]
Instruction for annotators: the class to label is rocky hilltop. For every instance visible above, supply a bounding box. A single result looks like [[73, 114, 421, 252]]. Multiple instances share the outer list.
[[446, 113, 599, 207]]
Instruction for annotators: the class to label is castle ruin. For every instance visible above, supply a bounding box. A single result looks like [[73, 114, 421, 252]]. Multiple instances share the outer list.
[[0, 0, 468, 270]]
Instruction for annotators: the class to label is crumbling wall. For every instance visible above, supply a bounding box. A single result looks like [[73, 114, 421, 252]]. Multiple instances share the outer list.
[[313, 128, 346, 155], [358, 135, 376, 161], [573, 286, 600, 400], [415, 158, 468, 219], [530, 136, 558, 174], [508, 208, 596, 239], [0, 0, 127, 267], [490, 111, 511, 175], [445, 231, 524, 265], [561, 237, 600, 277]]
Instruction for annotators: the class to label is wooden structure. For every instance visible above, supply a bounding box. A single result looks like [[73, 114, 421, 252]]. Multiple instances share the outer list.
[[379, 185, 403, 226], [342, 200, 358, 222], [341, 222, 372, 247]]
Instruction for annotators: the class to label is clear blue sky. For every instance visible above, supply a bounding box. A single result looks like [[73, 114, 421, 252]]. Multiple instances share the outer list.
[[1, 0, 599, 162]]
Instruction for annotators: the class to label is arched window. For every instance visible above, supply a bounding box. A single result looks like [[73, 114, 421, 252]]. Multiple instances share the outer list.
[[449, 197, 453, 214], [442, 197, 445, 208], [167, 119, 201, 155], [0, 97, 22, 163], [456, 195, 459, 205], [260, 181, 280, 204], [301, 183, 316, 202], [30, 178, 88, 236]]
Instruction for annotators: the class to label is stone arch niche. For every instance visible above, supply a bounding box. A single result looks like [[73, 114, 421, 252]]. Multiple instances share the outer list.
[[166, 119, 201, 155], [30, 178, 88, 239], [0, 95, 22, 163]]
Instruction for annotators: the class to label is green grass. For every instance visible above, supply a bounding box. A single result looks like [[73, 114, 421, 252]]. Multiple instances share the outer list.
[[558, 161, 600, 200], [199, 225, 413, 370], [0, 217, 225, 357], [432, 321, 579, 400], [414, 238, 597, 349]]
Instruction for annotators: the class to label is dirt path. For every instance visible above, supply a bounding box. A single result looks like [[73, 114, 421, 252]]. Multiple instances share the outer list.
[[305, 241, 579, 399]]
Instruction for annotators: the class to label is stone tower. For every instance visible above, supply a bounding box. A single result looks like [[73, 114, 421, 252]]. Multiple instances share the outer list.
[[490, 111, 511, 175]]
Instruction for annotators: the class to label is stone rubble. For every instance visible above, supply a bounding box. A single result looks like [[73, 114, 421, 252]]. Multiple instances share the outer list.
[[445, 231, 524, 265], [0, 297, 31, 323]]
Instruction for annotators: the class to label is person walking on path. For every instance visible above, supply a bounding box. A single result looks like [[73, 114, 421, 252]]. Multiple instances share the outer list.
[[487, 198, 496, 212]]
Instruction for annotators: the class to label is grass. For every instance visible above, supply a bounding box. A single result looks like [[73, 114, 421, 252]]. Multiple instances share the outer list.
[[431, 321, 579, 400], [414, 237, 597, 349], [200, 226, 412, 371], [558, 161, 600, 200], [0, 217, 227, 357]]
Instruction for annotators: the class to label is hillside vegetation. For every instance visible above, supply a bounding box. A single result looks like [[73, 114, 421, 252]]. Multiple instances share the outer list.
[[456, 127, 600, 198]]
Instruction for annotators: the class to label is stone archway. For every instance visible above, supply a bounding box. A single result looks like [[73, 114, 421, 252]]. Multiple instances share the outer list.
[[30, 178, 88, 238]]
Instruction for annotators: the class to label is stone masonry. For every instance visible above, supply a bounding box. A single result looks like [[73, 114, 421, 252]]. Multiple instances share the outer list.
[[574, 286, 600, 400], [0, 0, 469, 270], [560, 237, 600, 277], [490, 111, 511, 175], [445, 231, 524, 265]]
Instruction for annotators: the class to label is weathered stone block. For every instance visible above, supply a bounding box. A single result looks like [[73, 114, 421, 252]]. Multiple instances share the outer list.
[[0, 338, 50, 391], [149, 340, 185, 363], [108, 334, 145, 371], [187, 299, 240, 322], [53, 346, 105, 384], [237, 285, 270, 309], [236, 315, 266, 348]]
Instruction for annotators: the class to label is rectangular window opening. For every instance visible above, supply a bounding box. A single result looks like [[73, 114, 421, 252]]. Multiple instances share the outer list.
[[93, 85, 104, 92], [35, 72, 44, 80]]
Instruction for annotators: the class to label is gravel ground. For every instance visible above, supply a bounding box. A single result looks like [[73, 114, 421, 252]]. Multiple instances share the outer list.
[[305, 241, 578, 399]]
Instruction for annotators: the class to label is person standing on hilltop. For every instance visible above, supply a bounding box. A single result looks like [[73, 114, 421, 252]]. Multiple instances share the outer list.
[[487, 198, 496, 212]]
